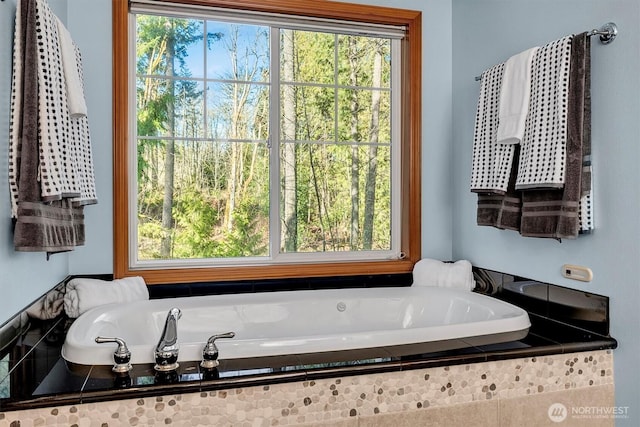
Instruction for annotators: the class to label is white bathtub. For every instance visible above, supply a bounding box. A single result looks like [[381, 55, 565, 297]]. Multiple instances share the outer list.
[[61, 286, 530, 366]]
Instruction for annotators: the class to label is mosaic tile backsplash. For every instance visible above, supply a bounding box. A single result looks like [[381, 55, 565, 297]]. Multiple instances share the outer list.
[[0, 350, 613, 426]]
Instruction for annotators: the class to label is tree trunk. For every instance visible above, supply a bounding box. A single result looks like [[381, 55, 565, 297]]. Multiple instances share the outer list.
[[282, 30, 297, 252], [224, 27, 263, 232], [160, 28, 176, 258], [363, 46, 383, 250]]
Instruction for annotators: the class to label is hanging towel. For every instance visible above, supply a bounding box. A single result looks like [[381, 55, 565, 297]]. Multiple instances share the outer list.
[[579, 39, 594, 234], [9, 0, 97, 253], [470, 62, 516, 194], [412, 258, 475, 292], [14, 200, 86, 253], [64, 276, 149, 319], [516, 36, 573, 189], [520, 33, 590, 239], [477, 145, 522, 231], [496, 47, 538, 145], [10, 0, 82, 253], [56, 15, 98, 208], [55, 16, 88, 118]]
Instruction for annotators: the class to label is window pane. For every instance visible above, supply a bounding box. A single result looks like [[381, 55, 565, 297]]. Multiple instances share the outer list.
[[207, 82, 269, 140], [337, 35, 391, 88], [136, 15, 205, 79], [281, 30, 335, 85], [278, 30, 393, 255], [136, 77, 205, 139], [280, 143, 391, 253], [337, 89, 391, 144], [137, 139, 270, 260], [281, 85, 335, 142], [206, 22, 270, 83]]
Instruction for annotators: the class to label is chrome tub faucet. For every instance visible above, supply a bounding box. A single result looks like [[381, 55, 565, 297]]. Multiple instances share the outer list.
[[154, 308, 182, 372]]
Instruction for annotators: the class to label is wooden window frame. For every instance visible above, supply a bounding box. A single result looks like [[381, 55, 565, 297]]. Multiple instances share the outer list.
[[112, 0, 421, 284]]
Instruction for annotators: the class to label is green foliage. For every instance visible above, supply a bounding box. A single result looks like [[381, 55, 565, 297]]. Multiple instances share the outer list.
[[138, 188, 268, 260]]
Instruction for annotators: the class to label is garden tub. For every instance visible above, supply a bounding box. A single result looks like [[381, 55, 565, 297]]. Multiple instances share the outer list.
[[61, 286, 530, 366]]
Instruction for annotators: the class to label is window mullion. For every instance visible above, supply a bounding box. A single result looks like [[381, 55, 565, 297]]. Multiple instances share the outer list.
[[269, 26, 282, 261], [202, 20, 208, 138]]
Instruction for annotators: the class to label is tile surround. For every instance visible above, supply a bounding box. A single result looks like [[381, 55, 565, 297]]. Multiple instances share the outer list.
[[0, 350, 615, 426]]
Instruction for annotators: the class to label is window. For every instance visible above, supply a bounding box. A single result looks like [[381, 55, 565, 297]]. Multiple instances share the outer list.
[[113, 0, 421, 284]]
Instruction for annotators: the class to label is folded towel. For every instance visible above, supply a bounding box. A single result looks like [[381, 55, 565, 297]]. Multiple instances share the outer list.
[[516, 36, 572, 189], [470, 62, 516, 194], [496, 47, 538, 145], [412, 258, 475, 292], [55, 15, 87, 118], [64, 276, 149, 318]]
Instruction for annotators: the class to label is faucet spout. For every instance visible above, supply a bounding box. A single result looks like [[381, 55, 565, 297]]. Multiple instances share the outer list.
[[154, 308, 182, 372]]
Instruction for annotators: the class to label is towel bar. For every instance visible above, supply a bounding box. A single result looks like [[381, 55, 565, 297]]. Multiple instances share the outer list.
[[474, 22, 618, 81]]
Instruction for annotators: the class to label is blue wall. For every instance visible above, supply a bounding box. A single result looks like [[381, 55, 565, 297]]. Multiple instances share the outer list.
[[451, 0, 640, 423]]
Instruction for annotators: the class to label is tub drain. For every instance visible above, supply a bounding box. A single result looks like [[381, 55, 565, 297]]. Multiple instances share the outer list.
[[336, 301, 347, 312]]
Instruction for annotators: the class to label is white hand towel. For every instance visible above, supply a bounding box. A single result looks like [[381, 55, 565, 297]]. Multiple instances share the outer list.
[[496, 47, 538, 145], [411, 258, 475, 291], [64, 276, 149, 318], [55, 16, 88, 118]]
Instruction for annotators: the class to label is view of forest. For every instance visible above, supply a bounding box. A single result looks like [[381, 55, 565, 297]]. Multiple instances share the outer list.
[[135, 15, 394, 261]]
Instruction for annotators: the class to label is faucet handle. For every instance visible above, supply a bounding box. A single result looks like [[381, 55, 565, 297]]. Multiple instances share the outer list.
[[201, 332, 235, 369], [95, 336, 132, 373]]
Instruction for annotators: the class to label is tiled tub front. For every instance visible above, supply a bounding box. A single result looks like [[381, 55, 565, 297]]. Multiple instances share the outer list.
[[0, 350, 615, 426]]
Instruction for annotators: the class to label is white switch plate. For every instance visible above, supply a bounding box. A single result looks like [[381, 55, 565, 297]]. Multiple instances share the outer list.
[[562, 264, 593, 282]]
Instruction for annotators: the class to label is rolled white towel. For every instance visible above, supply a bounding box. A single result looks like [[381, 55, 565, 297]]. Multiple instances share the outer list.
[[64, 276, 149, 318], [412, 258, 475, 291]]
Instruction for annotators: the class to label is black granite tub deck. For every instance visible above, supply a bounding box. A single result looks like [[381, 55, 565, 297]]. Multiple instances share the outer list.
[[0, 268, 617, 412]]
